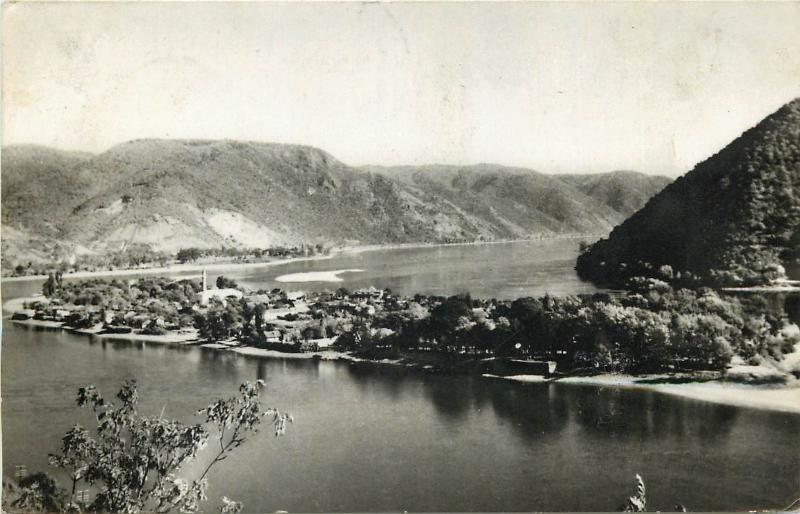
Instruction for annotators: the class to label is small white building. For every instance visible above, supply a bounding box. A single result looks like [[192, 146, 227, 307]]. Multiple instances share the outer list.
[[198, 269, 244, 306], [199, 288, 243, 306], [263, 330, 282, 343]]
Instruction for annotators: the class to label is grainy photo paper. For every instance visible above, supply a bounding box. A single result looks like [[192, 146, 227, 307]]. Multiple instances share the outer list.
[[2, 2, 799, 512]]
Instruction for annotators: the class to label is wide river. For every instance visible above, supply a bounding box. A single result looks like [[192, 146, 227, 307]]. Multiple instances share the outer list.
[[2, 240, 799, 511]]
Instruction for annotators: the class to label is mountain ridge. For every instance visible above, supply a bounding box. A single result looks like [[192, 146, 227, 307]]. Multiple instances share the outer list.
[[1, 140, 670, 265]]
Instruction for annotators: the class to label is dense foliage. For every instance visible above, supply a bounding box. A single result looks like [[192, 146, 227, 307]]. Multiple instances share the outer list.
[[3, 243, 326, 278], [32, 271, 797, 374], [0, 145, 92, 237], [39, 277, 203, 330], [3, 381, 290, 513], [175, 244, 326, 264], [342, 285, 794, 373], [577, 98, 800, 288], [192, 295, 332, 352], [186, 281, 796, 374]]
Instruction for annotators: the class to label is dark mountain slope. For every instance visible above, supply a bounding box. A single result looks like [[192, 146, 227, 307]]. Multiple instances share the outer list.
[[576, 98, 800, 287]]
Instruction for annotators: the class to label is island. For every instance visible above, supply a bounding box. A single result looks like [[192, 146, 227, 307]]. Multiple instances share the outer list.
[[8, 269, 800, 413]]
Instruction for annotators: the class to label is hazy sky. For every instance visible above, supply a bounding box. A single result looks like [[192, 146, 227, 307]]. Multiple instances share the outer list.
[[3, 2, 800, 175]]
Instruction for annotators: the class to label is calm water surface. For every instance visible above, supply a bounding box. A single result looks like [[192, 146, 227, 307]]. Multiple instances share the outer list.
[[2, 242, 799, 511], [230, 240, 600, 298], [5, 239, 596, 299]]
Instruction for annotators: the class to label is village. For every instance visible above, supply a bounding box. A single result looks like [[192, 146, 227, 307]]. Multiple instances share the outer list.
[[9, 269, 572, 378], [10, 267, 800, 381], [10, 271, 406, 353]]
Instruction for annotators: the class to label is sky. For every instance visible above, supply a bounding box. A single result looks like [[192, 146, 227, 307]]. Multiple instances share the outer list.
[[3, 2, 800, 176]]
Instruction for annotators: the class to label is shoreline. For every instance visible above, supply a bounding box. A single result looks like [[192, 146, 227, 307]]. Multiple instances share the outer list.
[[336, 234, 601, 256], [487, 373, 800, 414], [1, 236, 599, 284], [0, 252, 337, 283], [2, 295, 48, 313], [8, 317, 800, 415], [9, 319, 200, 344]]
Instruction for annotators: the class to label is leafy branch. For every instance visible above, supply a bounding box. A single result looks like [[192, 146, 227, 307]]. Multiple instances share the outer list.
[[41, 379, 291, 513]]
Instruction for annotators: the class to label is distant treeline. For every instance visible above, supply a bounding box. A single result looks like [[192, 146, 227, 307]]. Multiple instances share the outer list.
[[3, 243, 330, 277], [175, 243, 328, 263]]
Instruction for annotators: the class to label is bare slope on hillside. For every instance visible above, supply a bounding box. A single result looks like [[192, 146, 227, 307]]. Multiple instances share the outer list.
[[2, 139, 671, 261]]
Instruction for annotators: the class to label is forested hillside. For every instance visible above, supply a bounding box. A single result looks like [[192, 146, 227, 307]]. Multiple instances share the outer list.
[[577, 98, 800, 287]]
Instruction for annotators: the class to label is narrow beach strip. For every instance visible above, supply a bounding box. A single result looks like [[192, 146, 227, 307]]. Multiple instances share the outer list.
[[487, 373, 800, 414]]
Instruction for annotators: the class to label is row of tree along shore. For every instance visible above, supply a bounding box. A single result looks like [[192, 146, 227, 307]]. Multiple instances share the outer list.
[[4, 235, 597, 279], [3, 243, 331, 278], [13, 272, 799, 378]]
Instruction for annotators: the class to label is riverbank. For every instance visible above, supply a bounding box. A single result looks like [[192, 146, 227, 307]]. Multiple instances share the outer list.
[[275, 269, 364, 283], [2, 295, 48, 313], [487, 372, 800, 414], [9, 315, 800, 415], [337, 234, 601, 256], [9, 318, 200, 344], [0, 252, 337, 283], [1, 236, 599, 283], [230, 346, 351, 360]]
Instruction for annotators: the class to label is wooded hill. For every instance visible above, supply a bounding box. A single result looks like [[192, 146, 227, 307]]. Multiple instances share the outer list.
[[2, 139, 669, 264], [577, 98, 800, 287]]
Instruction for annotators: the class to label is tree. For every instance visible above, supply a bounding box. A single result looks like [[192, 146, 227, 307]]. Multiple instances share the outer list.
[[429, 295, 472, 343], [176, 248, 202, 264], [254, 304, 266, 334], [336, 322, 372, 351], [43, 380, 291, 513], [43, 273, 58, 297], [216, 276, 238, 289]]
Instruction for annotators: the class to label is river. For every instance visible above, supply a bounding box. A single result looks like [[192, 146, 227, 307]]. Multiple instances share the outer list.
[[2, 240, 799, 511]]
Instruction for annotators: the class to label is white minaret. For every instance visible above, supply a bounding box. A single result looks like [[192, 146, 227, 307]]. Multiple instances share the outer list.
[[200, 269, 209, 306]]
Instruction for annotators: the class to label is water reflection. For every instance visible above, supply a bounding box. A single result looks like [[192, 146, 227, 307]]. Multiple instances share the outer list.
[[3, 315, 800, 512], [421, 374, 475, 423], [482, 381, 570, 440], [197, 347, 248, 381], [343, 362, 414, 402], [565, 384, 740, 441]]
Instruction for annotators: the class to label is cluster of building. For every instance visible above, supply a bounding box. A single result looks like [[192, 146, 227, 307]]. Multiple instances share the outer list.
[[11, 270, 424, 353]]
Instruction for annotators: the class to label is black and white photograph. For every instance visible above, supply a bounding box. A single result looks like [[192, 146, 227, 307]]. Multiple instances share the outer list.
[[1, 2, 799, 512]]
